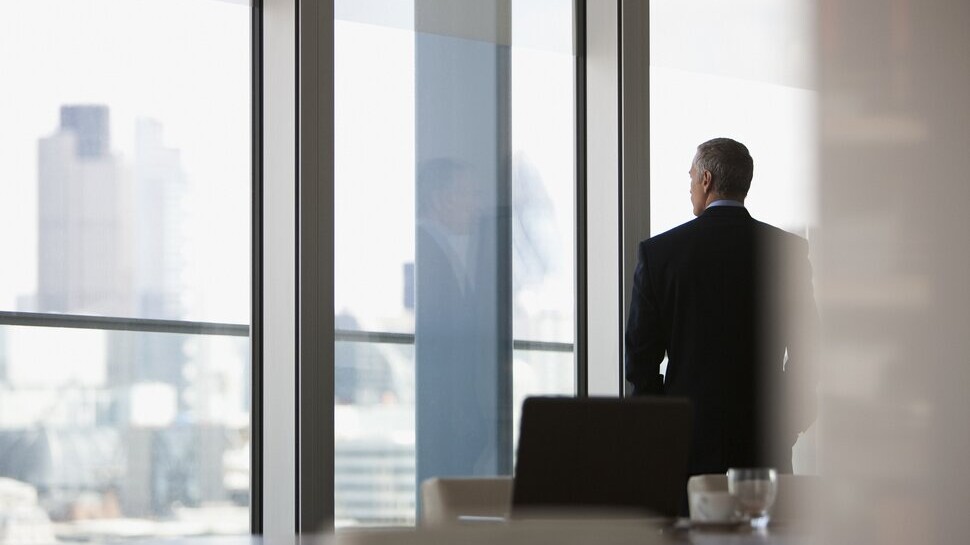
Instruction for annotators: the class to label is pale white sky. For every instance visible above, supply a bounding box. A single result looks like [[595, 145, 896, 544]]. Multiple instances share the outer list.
[[649, 0, 817, 236], [649, 66, 817, 236]]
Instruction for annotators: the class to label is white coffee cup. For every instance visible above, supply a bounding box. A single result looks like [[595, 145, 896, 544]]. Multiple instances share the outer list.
[[689, 490, 739, 523]]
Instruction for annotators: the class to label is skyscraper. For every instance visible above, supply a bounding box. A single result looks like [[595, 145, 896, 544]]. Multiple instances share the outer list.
[[130, 119, 189, 399], [59, 104, 110, 159], [133, 118, 187, 320], [36, 106, 193, 412], [36, 104, 132, 315]]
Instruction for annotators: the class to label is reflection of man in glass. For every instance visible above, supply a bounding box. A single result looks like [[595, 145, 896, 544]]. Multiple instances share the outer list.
[[415, 158, 505, 483], [416, 159, 481, 298], [625, 138, 818, 476]]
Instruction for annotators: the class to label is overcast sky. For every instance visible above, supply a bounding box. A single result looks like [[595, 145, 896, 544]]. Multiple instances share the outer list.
[[0, 0, 251, 322]]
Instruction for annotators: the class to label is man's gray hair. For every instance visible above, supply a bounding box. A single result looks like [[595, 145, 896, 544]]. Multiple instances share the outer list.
[[695, 138, 754, 199]]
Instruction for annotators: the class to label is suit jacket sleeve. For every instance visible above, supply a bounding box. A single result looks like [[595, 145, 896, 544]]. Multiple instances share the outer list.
[[625, 241, 666, 395]]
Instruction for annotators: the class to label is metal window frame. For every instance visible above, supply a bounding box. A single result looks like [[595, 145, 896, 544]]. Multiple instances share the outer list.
[[261, 0, 338, 534], [262, 0, 337, 534], [581, 0, 649, 398], [0, 311, 248, 337], [584, 0, 621, 396], [260, 0, 299, 535], [619, 0, 650, 397], [251, 0, 265, 533], [574, 0, 589, 397], [296, 0, 335, 533]]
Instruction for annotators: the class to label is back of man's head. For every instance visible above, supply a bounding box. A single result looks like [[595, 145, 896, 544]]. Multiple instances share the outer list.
[[695, 138, 754, 200]]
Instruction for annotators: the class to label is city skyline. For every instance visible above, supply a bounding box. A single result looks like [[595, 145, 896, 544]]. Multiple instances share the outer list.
[[0, 102, 252, 529]]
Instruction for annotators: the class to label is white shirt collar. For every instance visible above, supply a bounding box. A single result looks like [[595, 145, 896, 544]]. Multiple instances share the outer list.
[[706, 199, 745, 209]]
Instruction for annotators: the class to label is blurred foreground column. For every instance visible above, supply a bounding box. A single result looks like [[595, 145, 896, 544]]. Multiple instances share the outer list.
[[818, 1, 970, 543]]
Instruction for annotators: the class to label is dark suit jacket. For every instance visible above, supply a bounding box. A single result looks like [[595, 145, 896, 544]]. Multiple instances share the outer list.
[[625, 206, 818, 475]]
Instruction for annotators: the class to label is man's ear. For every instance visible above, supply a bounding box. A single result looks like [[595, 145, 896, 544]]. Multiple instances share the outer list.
[[701, 170, 713, 194]]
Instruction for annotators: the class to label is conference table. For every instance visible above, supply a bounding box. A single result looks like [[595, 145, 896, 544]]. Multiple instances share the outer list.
[[125, 521, 812, 545]]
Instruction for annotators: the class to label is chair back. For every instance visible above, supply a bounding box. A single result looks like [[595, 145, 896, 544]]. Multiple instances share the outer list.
[[420, 476, 513, 526]]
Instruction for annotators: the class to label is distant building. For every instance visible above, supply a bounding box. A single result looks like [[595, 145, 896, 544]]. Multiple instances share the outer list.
[[30, 107, 221, 517], [59, 104, 110, 159], [133, 119, 186, 320], [127, 120, 190, 405], [36, 105, 132, 315]]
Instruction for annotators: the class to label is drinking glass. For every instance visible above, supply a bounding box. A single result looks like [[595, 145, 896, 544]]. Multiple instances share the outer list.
[[727, 468, 778, 529]]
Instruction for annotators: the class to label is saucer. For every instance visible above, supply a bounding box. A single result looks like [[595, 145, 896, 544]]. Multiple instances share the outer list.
[[672, 518, 747, 532]]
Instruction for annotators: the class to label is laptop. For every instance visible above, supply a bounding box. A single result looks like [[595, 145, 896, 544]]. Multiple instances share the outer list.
[[511, 396, 692, 519]]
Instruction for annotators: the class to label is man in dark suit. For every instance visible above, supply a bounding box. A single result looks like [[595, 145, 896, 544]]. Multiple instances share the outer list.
[[625, 138, 818, 475]]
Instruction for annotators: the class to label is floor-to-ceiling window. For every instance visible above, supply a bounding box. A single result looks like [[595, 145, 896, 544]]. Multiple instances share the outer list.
[[647, 0, 817, 471], [333, 0, 576, 526], [0, 1, 252, 539]]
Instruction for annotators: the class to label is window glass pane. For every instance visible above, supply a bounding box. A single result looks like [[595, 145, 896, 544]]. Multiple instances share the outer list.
[[334, 14, 416, 336], [0, 326, 250, 540], [334, 0, 575, 526], [510, 1, 575, 345], [0, 0, 252, 539], [510, 348, 573, 448], [649, 0, 816, 237], [0, 0, 251, 324], [334, 341, 415, 526]]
